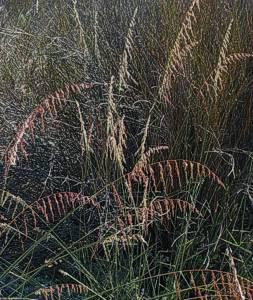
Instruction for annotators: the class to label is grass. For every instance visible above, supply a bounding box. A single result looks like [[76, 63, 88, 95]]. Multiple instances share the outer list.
[[1, 0, 253, 299]]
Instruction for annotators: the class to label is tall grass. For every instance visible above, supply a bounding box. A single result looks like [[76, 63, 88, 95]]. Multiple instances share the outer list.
[[1, 0, 253, 299]]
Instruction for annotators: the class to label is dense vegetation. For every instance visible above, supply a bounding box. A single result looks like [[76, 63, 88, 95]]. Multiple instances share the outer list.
[[1, 0, 253, 299]]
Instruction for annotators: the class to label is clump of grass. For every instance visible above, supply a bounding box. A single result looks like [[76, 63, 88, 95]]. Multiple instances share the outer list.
[[1, 1, 253, 299]]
